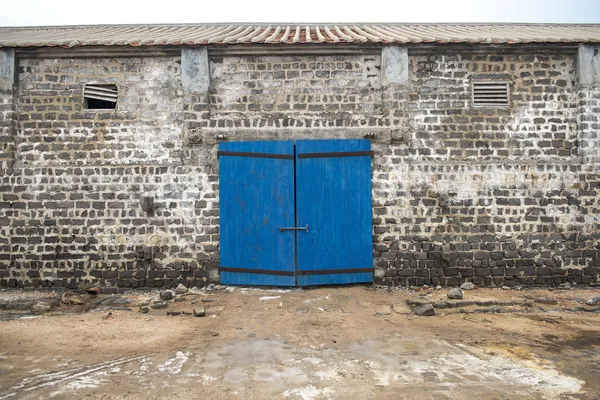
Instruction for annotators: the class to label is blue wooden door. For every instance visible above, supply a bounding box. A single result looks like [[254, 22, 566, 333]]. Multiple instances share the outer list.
[[219, 139, 373, 286], [218, 141, 296, 286], [295, 140, 374, 286]]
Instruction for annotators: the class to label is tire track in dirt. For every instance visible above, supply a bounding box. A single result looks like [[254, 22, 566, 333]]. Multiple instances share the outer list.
[[0, 355, 149, 399]]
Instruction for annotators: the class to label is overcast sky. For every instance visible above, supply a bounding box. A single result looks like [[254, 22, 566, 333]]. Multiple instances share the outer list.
[[0, 0, 599, 26]]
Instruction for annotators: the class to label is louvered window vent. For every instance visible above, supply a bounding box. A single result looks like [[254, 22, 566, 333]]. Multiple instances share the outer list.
[[472, 81, 509, 108], [84, 84, 118, 110]]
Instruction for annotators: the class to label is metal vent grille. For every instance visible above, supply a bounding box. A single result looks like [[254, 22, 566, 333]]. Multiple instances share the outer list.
[[84, 84, 117, 109], [472, 81, 509, 107]]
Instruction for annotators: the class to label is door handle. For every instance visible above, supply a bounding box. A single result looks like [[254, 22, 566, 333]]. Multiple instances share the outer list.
[[278, 224, 308, 232]]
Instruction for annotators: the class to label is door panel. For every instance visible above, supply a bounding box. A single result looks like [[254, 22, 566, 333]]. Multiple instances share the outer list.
[[218, 141, 296, 286], [295, 139, 374, 286]]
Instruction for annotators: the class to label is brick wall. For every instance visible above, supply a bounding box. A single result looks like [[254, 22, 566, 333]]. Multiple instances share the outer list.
[[0, 47, 598, 289], [404, 53, 578, 161], [210, 55, 381, 114], [16, 57, 183, 167], [1, 56, 219, 289], [371, 51, 599, 287]]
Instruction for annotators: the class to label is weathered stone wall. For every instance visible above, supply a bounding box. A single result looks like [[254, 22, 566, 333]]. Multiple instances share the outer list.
[[0, 47, 599, 290], [16, 57, 183, 166], [372, 51, 599, 287], [1, 56, 219, 290], [403, 53, 579, 161], [210, 55, 381, 116]]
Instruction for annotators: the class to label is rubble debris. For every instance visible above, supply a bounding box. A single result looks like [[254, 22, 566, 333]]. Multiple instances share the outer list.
[[188, 287, 207, 295], [434, 301, 449, 309], [151, 301, 167, 309], [100, 296, 131, 308], [405, 299, 430, 307], [414, 304, 435, 316], [587, 296, 600, 306], [175, 284, 188, 295], [205, 283, 227, 292], [159, 290, 174, 301], [32, 302, 52, 314], [61, 292, 84, 306], [460, 282, 475, 291], [559, 282, 572, 290], [139, 307, 149, 314], [447, 288, 464, 300], [193, 306, 206, 317], [167, 311, 192, 316], [1, 297, 58, 311]]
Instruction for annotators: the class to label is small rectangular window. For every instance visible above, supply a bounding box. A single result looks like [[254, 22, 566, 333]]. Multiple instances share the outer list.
[[84, 84, 117, 110], [472, 81, 509, 108]]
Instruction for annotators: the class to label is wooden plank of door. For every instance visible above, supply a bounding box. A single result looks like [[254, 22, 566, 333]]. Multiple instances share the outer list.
[[295, 139, 374, 286], [218, 140, 296, 286]]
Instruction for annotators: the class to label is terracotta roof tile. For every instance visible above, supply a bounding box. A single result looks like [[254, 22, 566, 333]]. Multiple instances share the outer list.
[[1, 23, 599, 48]]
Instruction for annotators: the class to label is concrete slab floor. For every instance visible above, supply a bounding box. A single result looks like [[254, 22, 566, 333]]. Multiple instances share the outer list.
[[0, 285, 599, 399]]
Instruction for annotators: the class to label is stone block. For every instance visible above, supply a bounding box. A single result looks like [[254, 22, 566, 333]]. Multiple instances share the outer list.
[[182, 46, 209, 93], [381, 46, 408, 86], [577, 45, 600, 86], [0, 49, 15, 89]]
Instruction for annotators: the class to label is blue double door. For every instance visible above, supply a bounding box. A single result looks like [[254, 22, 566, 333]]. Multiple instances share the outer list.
[[219, 139, 373, 286]]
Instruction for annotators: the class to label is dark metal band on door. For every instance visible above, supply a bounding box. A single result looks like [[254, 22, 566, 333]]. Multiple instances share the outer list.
[[297, 151, 374, 159], [217, 151, 294, 159]]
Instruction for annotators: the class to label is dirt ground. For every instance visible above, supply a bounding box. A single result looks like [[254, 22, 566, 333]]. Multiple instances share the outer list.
[[0, 285, 599, 400]]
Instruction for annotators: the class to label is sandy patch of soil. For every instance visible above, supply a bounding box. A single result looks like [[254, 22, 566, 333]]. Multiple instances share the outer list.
[[0, 285, 599, 399]]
